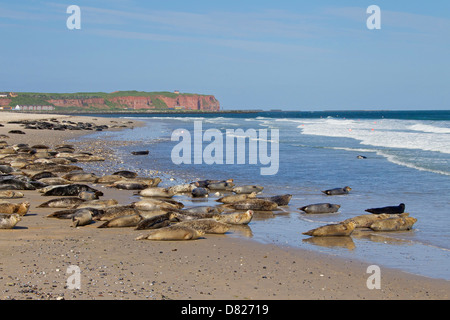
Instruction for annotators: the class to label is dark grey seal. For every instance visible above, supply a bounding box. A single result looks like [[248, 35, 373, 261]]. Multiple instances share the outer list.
[[42, 184, 103, 197], [299, 203, 341, 214], [365, 203, 405, 215], [321, 186, 351, 195]]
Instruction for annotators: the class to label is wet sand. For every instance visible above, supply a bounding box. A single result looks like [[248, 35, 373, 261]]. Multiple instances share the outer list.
[[0, 112, 449, 300]]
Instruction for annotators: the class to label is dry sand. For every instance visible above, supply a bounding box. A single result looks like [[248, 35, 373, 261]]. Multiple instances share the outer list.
[[0, 111, 449, 300]]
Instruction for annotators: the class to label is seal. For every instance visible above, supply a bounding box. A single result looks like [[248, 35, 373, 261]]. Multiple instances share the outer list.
[[224, 199, 278, 211], [173, 212, 219, 222], [38, 184, 68, 194], [25, 163, 82, 173], [110, 178, 161, 190], [369, 216, 417, 231], [216, 192, 257, 204], [303, 222, 356, 237], [321, 186, 352, 195], [8, 130, 26, 134], [0, 202, 30, 215], [133, 199, 183, 212], [0, 147, 17, 155], [55, 145, 75, 153], [365, 203, 405, 214], [93, 205, 139, 221], [78, 191, 100, 200], [109, 181, 148, 190], [37, 177, 71, 186], [112, 170, 138, 179], [0, 178, 36, 190], [98, 214, 143, 228], [72, 209, 93, 227], [42, 184, 103, 197], [135, 225, 205, 241], [340, 213, 409, 228], [30, 171, 57, 180], [206, 181, 235, 191], [31, 144, 49, 150], [0, 213, 21, 229], [135, 212, 178, 230], [0, 165, 15, 174], [0, 190, 24, 199], [214, 210, 254, 225], [180, 206, 223, 215], [46, 207, 102, 219], [76, 199, 119, 209], [195, 179, 233, 188], [173, 219, 230, 234], [62, 173, 99, 183], [168, 183, 196, 194], [97, 175, 123, 184], [299, 203, 340, 214], [131, 150, 149, 155], [138, 187, 174, 198], [38, 197, 86, 209], [191, 187, 209, 197], [257, 194, 292, 206], [232, 185, 264, 194]]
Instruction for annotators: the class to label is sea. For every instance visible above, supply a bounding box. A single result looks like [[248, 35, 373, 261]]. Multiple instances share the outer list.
[[75, 110, 450, 280]]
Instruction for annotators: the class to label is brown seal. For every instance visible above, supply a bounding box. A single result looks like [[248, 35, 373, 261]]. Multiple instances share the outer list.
[[369, 217, 417, 231], [0, 202, 30, 215], [303, 222, 356, 237], [135, 225, 205, 241]]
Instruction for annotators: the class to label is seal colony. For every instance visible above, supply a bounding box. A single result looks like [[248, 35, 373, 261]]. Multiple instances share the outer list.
[[0, 130, 279, 241], [0, 118, 417, 243]]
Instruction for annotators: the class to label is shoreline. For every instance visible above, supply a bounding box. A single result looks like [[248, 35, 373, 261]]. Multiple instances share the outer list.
[[0, 112, 449, 300]]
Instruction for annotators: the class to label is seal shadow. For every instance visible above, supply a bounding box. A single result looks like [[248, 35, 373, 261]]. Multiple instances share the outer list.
[[227, 225, 253, 238], [302, 236, 356, 251]]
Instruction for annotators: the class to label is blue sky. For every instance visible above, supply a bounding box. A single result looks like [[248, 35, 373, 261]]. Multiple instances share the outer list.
[[0, 0, 449, 110]]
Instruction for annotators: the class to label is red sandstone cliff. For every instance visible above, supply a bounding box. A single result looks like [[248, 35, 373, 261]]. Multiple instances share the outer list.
[[47, 94, 220, 111], [48, 98, 106, 109]]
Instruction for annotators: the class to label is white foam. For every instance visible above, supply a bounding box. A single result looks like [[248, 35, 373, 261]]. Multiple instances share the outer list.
[[377, 151, 450, 176], [298, 119, 450, 154], [225, 132, 279, 143], [408, 123, 450, 134], [328, 147, 378, 153]]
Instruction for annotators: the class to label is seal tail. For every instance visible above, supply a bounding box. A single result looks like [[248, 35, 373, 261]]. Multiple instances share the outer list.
[[97, 221, 109, 228], [135, 234, 148, 240]]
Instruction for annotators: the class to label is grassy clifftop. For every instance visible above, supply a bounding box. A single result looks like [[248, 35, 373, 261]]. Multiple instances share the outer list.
[[10, 90, 205, 101]]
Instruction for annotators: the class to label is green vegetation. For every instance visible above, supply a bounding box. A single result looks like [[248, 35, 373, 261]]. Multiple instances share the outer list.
[[11, 90, 206, 100], [9, 95, 54, 107], [152, 98, 168, 109]]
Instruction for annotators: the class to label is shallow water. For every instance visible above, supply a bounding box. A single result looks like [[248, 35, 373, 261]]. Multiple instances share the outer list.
[[77, 111, 450, 280]]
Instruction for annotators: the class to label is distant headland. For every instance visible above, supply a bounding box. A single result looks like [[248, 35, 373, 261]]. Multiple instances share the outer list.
[[0, 90, 221, 112]]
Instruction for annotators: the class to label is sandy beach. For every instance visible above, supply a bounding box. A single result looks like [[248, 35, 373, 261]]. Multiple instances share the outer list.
[[0, 111, 449, 301]]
